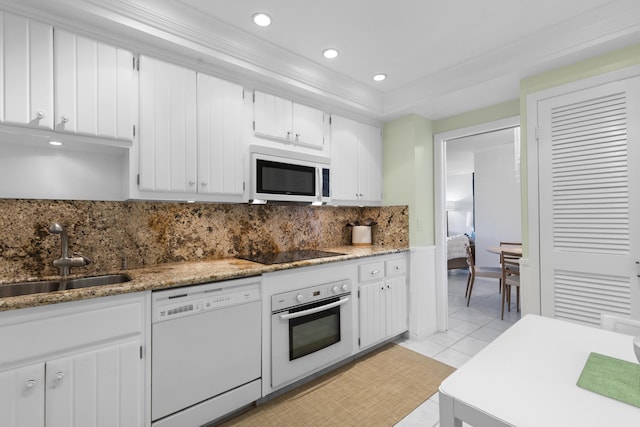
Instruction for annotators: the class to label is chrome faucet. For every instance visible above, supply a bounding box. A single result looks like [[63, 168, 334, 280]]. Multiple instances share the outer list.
[[49, 223, 91, 277]]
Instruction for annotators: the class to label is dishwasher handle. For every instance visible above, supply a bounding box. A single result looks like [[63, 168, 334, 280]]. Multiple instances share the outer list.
[[280, 297, 349, 320]]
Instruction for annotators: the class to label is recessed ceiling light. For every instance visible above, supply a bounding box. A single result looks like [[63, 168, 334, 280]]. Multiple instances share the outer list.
[[323, 48, 339, 59], [48, 140, 63, 146], [252, 12, 271, 27], [372, 73, 387, 82]]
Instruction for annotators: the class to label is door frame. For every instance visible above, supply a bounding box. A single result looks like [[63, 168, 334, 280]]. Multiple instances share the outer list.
[[434, 116, 520, 331], [525, 64, 640, 320]]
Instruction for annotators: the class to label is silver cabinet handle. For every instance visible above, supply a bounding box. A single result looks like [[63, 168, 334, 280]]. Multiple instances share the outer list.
[[25, 380, 37, 390], [37, 111, 46, 119], [52, 372, 65, 388], [200, 182, 208, 187], [61, 115, 69, 123], [370, 270, 379, 275], [188, 181, 195, 186]]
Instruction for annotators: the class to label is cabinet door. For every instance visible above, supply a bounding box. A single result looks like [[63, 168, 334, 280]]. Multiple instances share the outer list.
[[0, 11, 53, 129], [358, 122, 383, 203], [139, 56, 197, 193], [46, 339, 142, 427], [330, 114, 360, 201], [386, 276, 408, 337], [359, 281, 387, 349], [292, 102, 324, 149], [253, 91, 292, 140], [0, 363, 45, 427], [54, 29, 135, 141], [197, 73, 245, 196]]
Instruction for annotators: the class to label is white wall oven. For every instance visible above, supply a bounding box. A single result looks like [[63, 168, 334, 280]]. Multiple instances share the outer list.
[[271, 279, 352, 388]]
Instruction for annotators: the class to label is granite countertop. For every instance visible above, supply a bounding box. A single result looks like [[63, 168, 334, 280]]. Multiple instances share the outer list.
[[0, 246, 408, 312]]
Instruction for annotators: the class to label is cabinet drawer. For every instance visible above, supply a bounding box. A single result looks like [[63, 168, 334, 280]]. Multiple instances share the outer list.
[[358, 261, 384, 282], [0, 293, 145, 367], [385, 258, 407, 277]]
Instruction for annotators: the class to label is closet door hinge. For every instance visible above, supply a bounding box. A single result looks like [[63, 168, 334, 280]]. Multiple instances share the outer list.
[[535, 126, 541, 140]]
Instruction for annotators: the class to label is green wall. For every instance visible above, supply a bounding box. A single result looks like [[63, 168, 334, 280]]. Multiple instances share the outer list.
[[433, 99, 519, 134], [382, 43, 640, 252], [383, 114, 434, 246]]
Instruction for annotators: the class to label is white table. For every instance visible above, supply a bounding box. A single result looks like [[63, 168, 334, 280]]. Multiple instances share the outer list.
[[439, 314, 640, 427]]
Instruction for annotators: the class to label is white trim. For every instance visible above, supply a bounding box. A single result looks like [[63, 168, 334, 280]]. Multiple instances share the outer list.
[[525, 64, 640, 317], [409, 246, 437, 338], [434, 116, 520, 331]]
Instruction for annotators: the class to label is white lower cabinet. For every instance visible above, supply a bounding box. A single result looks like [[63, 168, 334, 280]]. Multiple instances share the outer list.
[[0, 293, 147, 427], [0, 364, 45, 427], [358, 256, 408, 349]]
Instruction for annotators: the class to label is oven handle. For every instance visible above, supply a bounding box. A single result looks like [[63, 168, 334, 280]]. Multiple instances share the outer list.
[[279, 297, 349, 320]]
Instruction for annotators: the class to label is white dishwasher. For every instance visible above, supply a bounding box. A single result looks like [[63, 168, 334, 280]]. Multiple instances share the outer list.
[[151, 277, 262, 427]]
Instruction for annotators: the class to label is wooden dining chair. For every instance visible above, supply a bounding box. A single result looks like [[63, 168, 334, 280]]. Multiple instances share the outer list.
[[465, 244, 502, 307], [500, 250, 521, 319], [498, 242, 521, 293]]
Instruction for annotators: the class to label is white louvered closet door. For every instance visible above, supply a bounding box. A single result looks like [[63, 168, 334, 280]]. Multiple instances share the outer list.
[[538, 76, 640, 326]]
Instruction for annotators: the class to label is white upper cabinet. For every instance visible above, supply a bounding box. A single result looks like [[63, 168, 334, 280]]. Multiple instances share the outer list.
[[54, 29, 135, 141], [330, 114, 382, 205], [0, 12, 135, 143], [0, 11, 54, 129], [253, 91, 325, 150], [331, 114, 359, 201], [138, 55, 197, 194], [197, 73, 245, 198], [136, 56, 245, 201]]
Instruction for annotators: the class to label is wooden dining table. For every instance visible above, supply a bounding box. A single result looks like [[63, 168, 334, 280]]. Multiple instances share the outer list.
[[486, 246, 522, 256]]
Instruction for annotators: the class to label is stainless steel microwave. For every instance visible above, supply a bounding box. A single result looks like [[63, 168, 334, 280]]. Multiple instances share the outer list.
[[250, 146, 330, 204]]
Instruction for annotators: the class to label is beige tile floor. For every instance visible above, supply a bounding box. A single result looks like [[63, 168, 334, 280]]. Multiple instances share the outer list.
[[395, 269, 521, 427]]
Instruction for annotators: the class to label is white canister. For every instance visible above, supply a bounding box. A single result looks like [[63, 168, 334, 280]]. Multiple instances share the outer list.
[[351, 226, 372, 246]]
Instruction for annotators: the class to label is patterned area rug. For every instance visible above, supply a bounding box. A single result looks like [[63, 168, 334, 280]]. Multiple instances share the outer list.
[[220, 343, 456, 427]]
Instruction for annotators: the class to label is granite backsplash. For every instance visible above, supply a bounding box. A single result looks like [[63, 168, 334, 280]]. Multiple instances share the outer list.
[[0, 200, 408, 280]]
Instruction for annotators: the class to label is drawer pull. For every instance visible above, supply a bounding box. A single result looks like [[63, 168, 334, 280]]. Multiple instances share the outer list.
[[370, 270, 380, 275]]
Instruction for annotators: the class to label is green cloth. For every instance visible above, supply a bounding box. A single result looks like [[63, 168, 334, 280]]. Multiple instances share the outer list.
[[577, 352, 640, 408]]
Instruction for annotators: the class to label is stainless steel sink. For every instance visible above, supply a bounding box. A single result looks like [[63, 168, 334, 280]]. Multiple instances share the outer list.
[[0, 274, 131, 298], [63, 274, 130, 290], [0, 280, 62, 298]]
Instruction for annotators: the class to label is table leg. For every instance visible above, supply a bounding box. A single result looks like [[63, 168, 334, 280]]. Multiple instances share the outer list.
[[439, 390, 462, 427]]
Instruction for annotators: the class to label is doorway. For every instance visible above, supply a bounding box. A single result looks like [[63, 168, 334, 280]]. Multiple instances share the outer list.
[[434, 117, 520, 331]]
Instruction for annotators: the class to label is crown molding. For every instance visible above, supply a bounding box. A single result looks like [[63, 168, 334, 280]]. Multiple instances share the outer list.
[[0, 0, 384, 122], [1, 0, 638, 122], [383, 0, 640, 119]]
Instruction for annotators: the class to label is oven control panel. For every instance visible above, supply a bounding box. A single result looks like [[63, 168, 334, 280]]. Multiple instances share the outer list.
[[271, 279, 350, 312], [152, 279, 260, 323]]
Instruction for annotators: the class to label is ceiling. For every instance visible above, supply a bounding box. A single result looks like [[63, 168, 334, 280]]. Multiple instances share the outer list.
[[446, 128, 518, 175], [6, 0, 640, 122]]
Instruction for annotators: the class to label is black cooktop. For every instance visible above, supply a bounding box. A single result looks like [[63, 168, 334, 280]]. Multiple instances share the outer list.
[[237, 249, 344, 265]]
